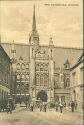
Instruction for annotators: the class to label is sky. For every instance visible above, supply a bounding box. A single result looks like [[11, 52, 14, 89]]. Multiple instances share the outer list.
[[0, 0, 83, 48]]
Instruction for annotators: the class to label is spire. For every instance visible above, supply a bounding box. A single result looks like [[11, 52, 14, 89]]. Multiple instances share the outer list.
[[32, 5, 37, 32], [29, 5, 39, 45]]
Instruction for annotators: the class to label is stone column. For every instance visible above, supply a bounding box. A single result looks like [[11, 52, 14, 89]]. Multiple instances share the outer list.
[[29, 46, 35, 100], [49, 54, 54, 102], [48, 43, 54, 102]]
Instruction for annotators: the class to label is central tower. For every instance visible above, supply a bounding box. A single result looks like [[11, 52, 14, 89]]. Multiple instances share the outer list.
[[29, 6, 54, 103], [29, 5, 39, 45]]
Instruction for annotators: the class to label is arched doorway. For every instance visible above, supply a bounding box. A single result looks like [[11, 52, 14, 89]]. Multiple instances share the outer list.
[[37, 90, 48, 102]]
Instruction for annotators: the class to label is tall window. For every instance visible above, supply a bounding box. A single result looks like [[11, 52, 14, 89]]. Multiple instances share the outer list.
[[40, 64, 43, 71], [66, 78, 70, 87], [36, 64, 39, 71], [17, 74, 20, 80], [21, 63, 25, 70], [26, 63, 29, 70], [80, 67, 83, 85], [36, 75, 40, 86], [25, 74, 29, 81], [44, 75, 48, 86], [16, 63, 20, 70], [40, 75, 44, 86], [22, 74, 25, 81], [72, 72, 76, 85]]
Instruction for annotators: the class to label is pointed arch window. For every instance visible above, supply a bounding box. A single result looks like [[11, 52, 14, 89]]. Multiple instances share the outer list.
[[16, 63, 20, 70], [26, 73, 29, 81], [17, 74, 20, 80], [26, 63, 29, 70], [21, 63, 25, 70]]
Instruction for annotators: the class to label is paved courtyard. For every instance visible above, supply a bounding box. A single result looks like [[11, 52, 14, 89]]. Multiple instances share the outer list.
[[0, 106, 83, 125]]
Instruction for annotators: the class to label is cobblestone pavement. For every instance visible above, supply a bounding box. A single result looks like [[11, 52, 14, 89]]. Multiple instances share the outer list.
[[0, 107, 83, 125]]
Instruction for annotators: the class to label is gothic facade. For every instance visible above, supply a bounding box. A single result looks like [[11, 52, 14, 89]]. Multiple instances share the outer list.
[[1, 6, 82, 104]]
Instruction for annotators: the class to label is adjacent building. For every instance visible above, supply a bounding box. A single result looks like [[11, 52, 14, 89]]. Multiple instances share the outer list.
[[0, 44, 11, 102], [70, 52, 84, 110]]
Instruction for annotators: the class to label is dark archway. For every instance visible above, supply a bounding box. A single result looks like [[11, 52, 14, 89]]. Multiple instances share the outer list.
[[37, 90, 48, 102]]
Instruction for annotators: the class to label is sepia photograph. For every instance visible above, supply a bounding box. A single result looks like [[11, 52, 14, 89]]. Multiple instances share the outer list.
[[0, 0, 83, 125]]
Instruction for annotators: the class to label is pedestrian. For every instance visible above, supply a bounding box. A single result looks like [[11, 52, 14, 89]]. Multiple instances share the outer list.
[[40, 103, 43, 112], [30, 103, 34, 111], [71, 101, 75, 112], [44, 104, 47, 112], [64, 102, 66, 107], [7, 102, 12, 114], [55, 102, 59, 112], [25, 101, 28, 108], [75, 101, 77, 111], [59, 102, 63, 113]]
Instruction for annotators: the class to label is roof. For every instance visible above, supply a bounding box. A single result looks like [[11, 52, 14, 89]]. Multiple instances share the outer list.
[[0, 44, 11, 62], [70, 51, 84, 71], [1, 43, 82, 68]]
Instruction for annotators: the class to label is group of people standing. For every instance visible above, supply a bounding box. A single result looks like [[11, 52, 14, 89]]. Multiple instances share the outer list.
[[28, 103, 47, 112], [55, 101, 78, 113], [25, 100, 78, 113], [55, 102, 65, 113]]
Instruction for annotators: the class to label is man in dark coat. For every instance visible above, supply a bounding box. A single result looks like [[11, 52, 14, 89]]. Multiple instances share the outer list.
[[55, 102, 59, 112], [59, 102, 63, 113], [44, 104, 47, 112], [71, 101, 75, 112]]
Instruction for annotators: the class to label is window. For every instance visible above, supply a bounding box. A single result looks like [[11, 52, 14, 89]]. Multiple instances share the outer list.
[[66, 78, 70, 87], [26, 64, 29, 70], [21, 63, 25, 70], [26, 74, 29, 81], [17, 74, 20, 79], [22, 74, 25, 80], [40, 76, 44, 86], [40, 68, 43, 71], [80, 67, 83, 85], [40, 64, 44, 71], [36, 75, 40, 86], [36, 64, 39, 71], [72, 72, 76, 84], [17, 63, 20, 70], [44, 64, 48, 71], [44, 75, 48, 86]]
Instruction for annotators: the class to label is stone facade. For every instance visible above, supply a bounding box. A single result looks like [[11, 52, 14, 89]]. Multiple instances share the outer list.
[[70, 53, 84, 110], [0, 45, 11, 102], [1, 6, 82, 104]]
